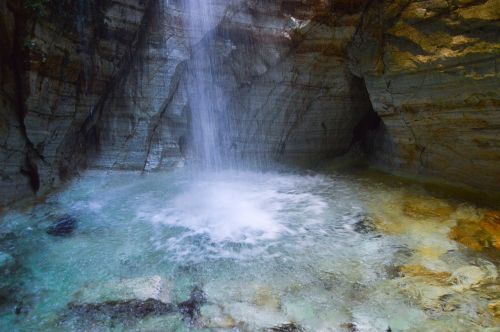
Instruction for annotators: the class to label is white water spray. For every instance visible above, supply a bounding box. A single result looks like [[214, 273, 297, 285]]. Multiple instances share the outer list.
[[184, 0, 234, 169]]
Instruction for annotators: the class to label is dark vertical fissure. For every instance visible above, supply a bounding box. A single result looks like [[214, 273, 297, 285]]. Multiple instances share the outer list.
[[7, 2, 41, 193], [348, 76, 382, 156]]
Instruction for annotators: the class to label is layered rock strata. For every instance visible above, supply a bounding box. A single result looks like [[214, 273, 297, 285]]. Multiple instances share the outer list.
[[1, 0, 499, 206], [348, 0, 500, 191]]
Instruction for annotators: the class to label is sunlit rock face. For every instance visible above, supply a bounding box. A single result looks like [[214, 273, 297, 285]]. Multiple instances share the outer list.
[[348, 0, 500, 191]]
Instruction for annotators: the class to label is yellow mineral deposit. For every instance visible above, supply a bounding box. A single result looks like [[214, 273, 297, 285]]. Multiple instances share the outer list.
[[449, 208, 500, 252], [398, 264, 451, 284], [252, 286, 281, 310]]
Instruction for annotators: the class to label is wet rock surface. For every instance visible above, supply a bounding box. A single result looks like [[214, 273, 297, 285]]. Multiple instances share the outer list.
[[71, 276, 172, 305], [46, 215, 77, 237], [352, 215, 376, 234], [66, 298, 175, 320], [269, 322, 304, 332], [63, 276, 210, 329], [177, 286, 207, 326], [1, 0, 499, 207], [450, 210, 500, 252]]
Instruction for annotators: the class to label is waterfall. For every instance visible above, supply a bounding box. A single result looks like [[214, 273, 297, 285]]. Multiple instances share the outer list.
[[183, 0, 234, 169]]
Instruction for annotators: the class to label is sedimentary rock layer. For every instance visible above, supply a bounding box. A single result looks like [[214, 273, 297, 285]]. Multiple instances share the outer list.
[[1, 0, 498, 205], [348, 0, 500, 191]]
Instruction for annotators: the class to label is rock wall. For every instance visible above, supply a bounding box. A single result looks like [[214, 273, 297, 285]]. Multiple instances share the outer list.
[[183, 0, 374, 165], [219, 1, 371, 162], [90, 0, 375, 169], [0, 0, 174, 206], [348, 0, 500, 191], [1, 0, 499, 206], [0, 0, 31, 207], [87, 2, 189, 171]]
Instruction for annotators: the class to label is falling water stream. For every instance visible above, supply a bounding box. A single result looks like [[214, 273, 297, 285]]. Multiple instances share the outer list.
[[185, 0, 235, 169], [0, 1, 498, 331]]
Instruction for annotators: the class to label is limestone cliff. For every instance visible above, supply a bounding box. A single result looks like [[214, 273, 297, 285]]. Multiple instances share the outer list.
[[1, 0, 499, 206], [0, 0, 167, 206], [185, 0, 374, 164], [348, 0, 500, 191]]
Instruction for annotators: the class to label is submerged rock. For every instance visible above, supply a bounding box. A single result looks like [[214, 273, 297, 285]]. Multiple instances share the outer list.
[[398, 265, 451, 284], [200, 304, 237, 329], [269, 322, 304, 332], [67, 298, 175, 320], [0, 232, 17, 242], [449, 209, 500, 252], [252, 286, 281, 310], [177, 286, 207, 324], [402, 196, 454, 220], [488, 299, 500, 318], [72, 275, 172, 305], [46, 215, 77, 236], [340, 322, 359, 331], [353, 216, 376, 234], [64, 276, 175, 328], [14, 301, 29, 316], [450, 264, 497, 291]]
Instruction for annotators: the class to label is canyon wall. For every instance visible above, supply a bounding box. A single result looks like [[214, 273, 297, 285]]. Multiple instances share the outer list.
[[0, 0, 185, 205], [348, 0, 500, 191], [0, 0, 499, 206]]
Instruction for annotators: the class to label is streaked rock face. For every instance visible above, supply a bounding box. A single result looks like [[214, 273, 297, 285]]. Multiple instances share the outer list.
[[88, 2, 190, 171], [215, 0, 372, 164], [0, 0, 158, 205], [348, 0, 500, 191], [0, 0, 499, 205]]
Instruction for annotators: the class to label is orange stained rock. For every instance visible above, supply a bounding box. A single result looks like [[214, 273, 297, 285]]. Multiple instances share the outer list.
[[481, 210, 500, 249], [372, 215, 404, 235], [488, 299, 500, 318], [402, 195, 454, 220], [449, 209, 500, 251], [415, 246, 447, 261], [399, 264, 451, 284]]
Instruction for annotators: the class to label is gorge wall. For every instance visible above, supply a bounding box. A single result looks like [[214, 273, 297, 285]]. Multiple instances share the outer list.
[[0, 0, 499, 206], [349, 0, 500, 192]]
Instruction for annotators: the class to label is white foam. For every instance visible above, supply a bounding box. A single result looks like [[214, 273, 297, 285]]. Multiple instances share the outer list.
[[137, 171, 330, 259]]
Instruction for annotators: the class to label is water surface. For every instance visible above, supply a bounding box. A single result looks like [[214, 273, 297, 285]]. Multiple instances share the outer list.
[[0, 168, 498, 331]]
